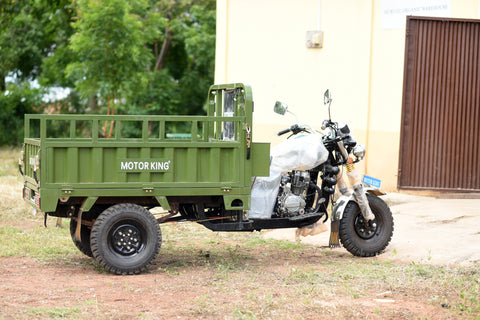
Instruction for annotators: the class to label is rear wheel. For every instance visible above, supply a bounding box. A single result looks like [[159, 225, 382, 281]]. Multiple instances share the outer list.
[[70, 218, 93, 257], [69, 206, 105, 257], [90, 203, 161, 275], [339, 194, 394, 257]]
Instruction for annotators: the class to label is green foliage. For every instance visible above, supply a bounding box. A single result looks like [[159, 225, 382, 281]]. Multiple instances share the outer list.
[[0, 1, 42, 87], [457, 283, 480, 315], [0, 83, 42, 145], [37, 0, 77, 89], [127, 0, 217, 116], [65, 0, 216, 117], [0, 0, 79, 145], [126, 69, 180, 115], [0, 0, 216, 146], [0, 0, 76, 87], [66, 0, 151, 109]]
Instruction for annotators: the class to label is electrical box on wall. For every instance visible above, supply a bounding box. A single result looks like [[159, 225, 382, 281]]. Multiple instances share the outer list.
[[306, 30, 323, 48]]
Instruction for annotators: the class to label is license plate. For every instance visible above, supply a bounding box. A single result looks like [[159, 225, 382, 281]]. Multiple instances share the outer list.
[[363, 175, 381, 188], [23, 187, 40, 209]]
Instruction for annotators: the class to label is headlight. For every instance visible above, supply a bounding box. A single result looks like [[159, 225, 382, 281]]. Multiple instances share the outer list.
[[353, 144, 366, 159], [325, 127, 336, 139]]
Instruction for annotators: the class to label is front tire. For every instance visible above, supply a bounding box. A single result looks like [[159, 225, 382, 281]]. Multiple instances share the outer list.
[[339, 194, 394, 257], [90, 204, 161, 275]]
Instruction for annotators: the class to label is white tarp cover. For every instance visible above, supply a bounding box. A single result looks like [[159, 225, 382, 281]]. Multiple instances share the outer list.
[[248, 134, 328, 219]]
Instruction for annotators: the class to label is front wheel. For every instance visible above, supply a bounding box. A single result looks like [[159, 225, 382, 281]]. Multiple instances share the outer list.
[[339, 194, 394, 257], [90, 204, 161, 275]]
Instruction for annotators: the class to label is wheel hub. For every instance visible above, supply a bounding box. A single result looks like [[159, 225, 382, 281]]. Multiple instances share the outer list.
[[111, 224, 142, 255], [354, 215, 378, 240]]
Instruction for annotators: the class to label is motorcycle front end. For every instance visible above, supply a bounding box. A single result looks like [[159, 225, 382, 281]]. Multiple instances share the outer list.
[[269, 89, 394, 257], [328, 150, 394, 257], [322, 89, 394, 257]]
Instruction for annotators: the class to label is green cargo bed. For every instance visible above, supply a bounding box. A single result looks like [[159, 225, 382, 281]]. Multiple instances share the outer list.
[[21, 83, 270, 214]]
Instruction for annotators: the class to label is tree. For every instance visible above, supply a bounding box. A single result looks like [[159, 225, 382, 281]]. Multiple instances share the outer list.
[[0, 0, 216, 145], [0, 83, 44, 145], [66, 0, 216, 118], [66, 0, 151, 137], [135, 0, 216, 116], [0, 0, 76, 90], [0, 0, 78, 145]]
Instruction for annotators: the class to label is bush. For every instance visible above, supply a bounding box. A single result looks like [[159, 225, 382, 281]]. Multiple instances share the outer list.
[[0, 83, 42, 146]]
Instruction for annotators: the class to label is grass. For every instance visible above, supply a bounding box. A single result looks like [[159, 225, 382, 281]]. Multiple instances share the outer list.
[[157, 222, 480, 319], [0, 224, 77, 259], [23, 306, 81, 319], [1, 147, 480, 319], [0, 147, 77, 262], [0, 147, 42, 224], [0, 146, 20, 176]]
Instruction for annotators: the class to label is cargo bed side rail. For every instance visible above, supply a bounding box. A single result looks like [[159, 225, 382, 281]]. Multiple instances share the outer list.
[[24, 114, 246, 143], [24, 83, 254, 144]]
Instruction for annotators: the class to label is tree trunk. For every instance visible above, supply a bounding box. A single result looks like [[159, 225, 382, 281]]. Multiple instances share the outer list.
[[89, 94, 98, 112], [155, 27, 172, 71], [0, 74, 5, 91]]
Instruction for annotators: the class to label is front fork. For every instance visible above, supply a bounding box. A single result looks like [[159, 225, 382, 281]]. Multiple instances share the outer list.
[[338, 161, 375, 221], [329, 161, 376, 247]]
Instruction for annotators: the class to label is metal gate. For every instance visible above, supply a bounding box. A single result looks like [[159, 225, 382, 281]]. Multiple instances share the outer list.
[[399, 16, 480, 192]]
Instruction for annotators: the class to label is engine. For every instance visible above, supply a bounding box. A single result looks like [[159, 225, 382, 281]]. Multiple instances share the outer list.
[[275, 170, 311, 217]]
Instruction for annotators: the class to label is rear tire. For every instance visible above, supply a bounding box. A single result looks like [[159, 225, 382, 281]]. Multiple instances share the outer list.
[[69, 206, 105, 258], [90, 204, 161, 275], [339, 194, 394, 257], [70, 218, 93, 257]]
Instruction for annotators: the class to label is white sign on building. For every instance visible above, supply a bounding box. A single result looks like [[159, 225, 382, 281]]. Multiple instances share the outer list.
[[381, 0, 451, 29]]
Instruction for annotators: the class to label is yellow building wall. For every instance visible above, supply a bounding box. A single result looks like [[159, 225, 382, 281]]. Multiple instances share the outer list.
[[216, 0, 479, 192]]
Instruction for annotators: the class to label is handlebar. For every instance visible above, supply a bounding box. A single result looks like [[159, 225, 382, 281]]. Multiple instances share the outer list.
[[277, 123, 318, 136], [277, 128, 292, 136]]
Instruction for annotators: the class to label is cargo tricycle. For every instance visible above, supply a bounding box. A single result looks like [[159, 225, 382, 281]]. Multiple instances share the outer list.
[[20, 83, 393, 274]]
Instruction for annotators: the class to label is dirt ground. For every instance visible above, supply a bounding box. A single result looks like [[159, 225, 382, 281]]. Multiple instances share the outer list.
[[1, 192, 479, 319], [0, 253, 445, 320]]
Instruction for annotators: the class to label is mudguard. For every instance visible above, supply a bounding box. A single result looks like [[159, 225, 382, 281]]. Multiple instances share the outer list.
[[331, 188, 386, 221]]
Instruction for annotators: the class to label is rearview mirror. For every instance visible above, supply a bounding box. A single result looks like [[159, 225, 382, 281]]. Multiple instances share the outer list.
[[274, 101, 288, 115], [323, 89, 331, 105]]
